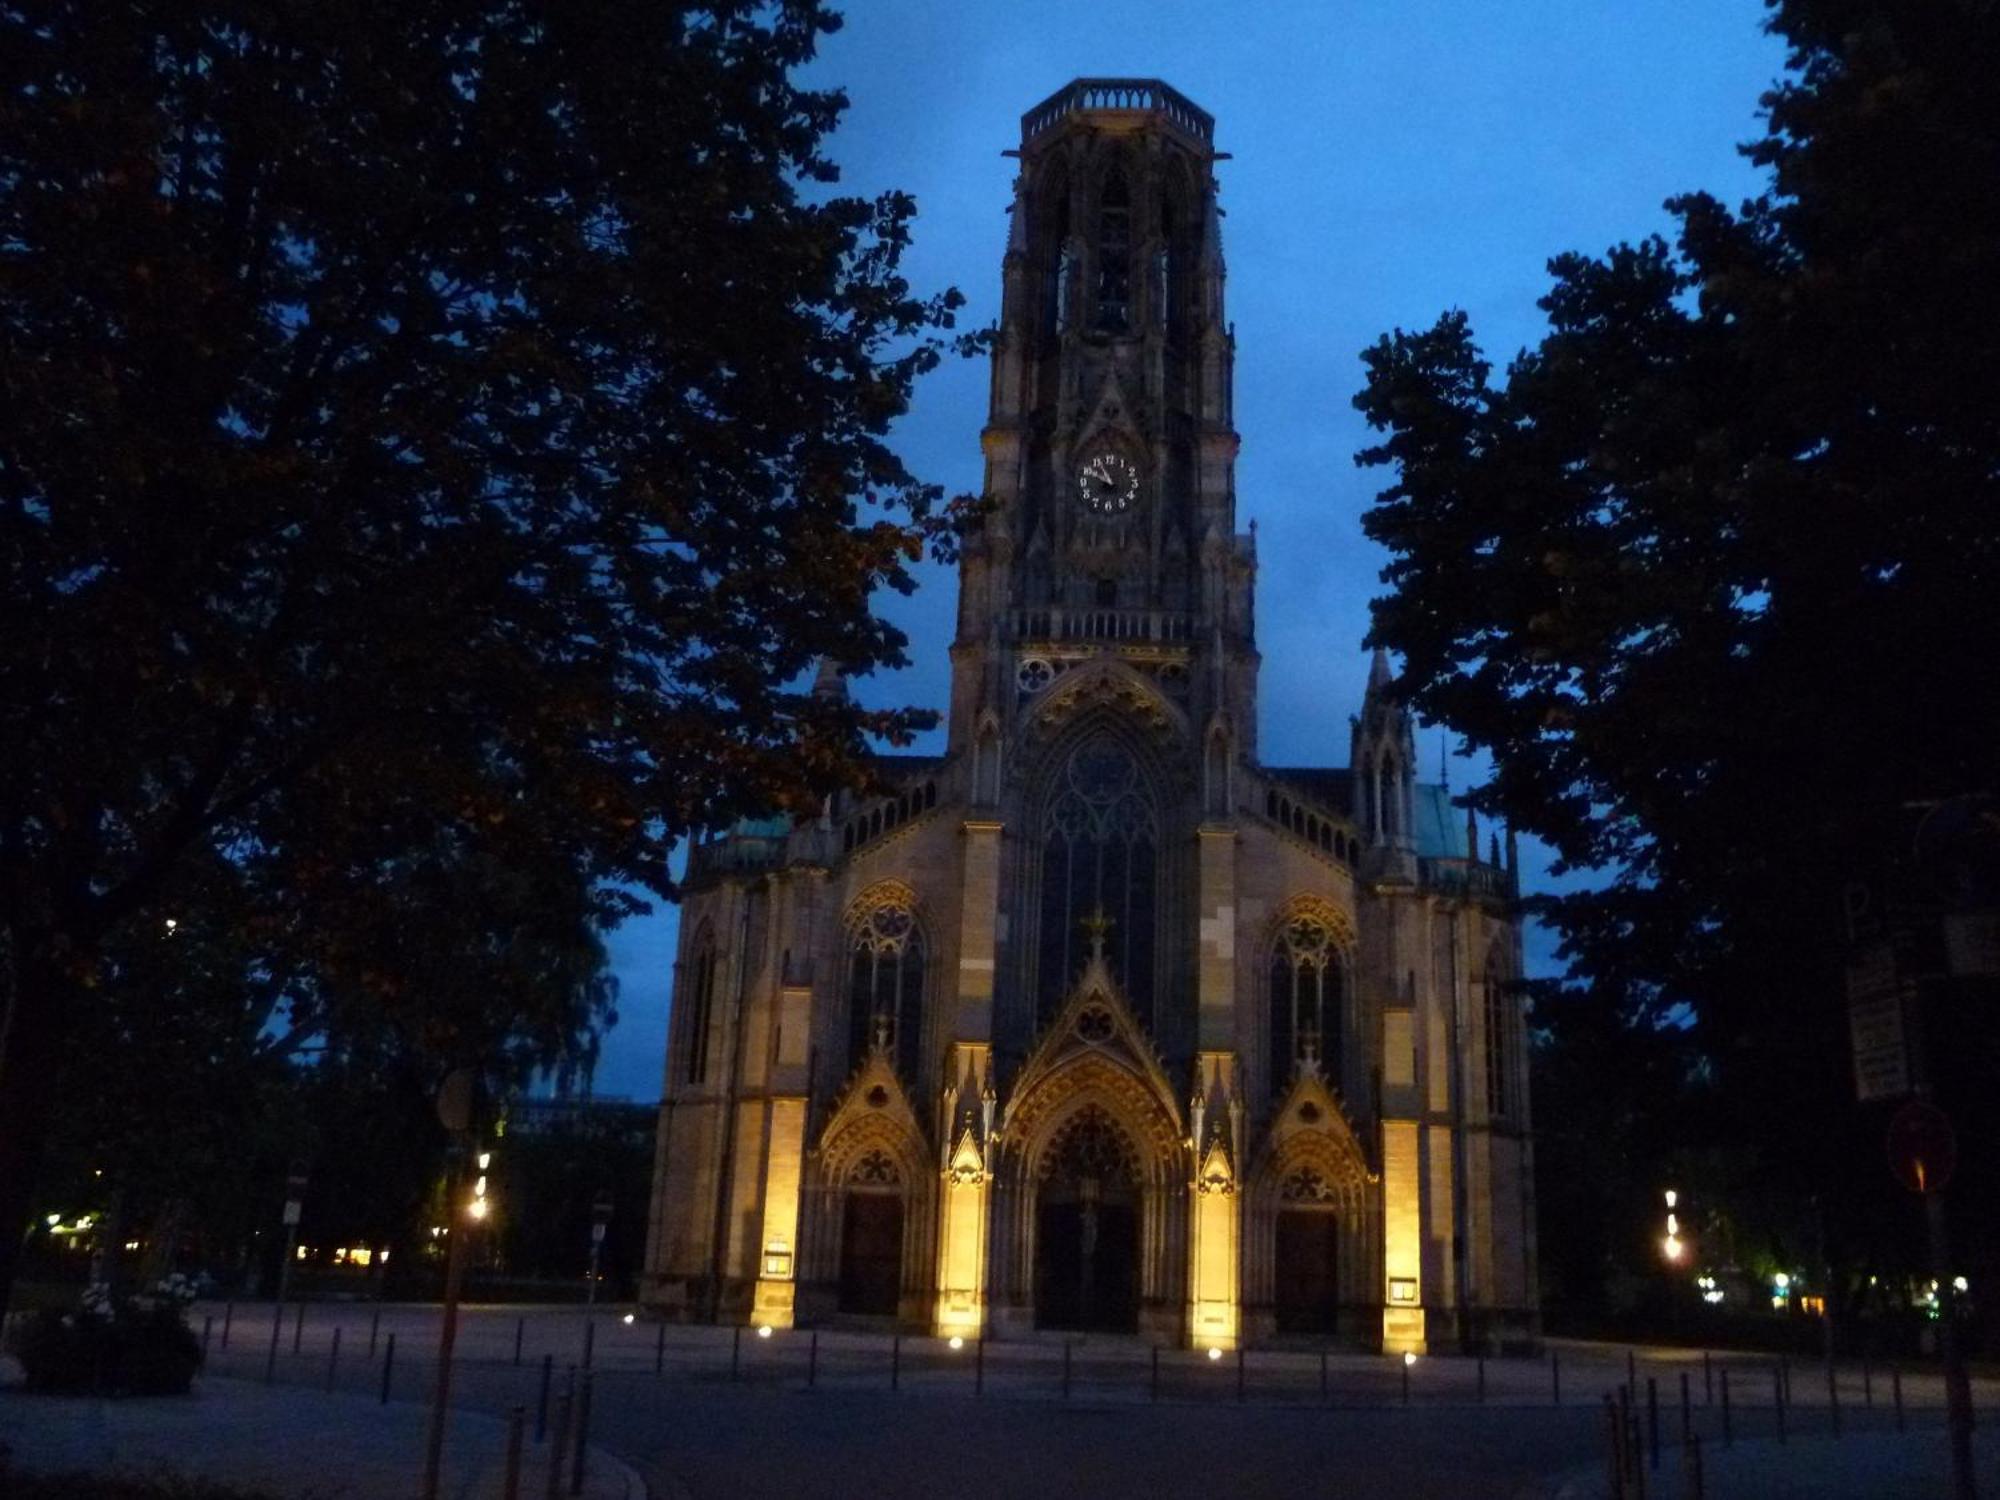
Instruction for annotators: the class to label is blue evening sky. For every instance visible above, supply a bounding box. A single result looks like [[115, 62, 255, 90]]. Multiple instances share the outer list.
[[591, 0, 1788, 1101]]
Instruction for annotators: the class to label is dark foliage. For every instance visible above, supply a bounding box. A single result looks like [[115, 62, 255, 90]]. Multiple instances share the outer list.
[[12, 1303, 203, 1395], [0, 0, 975, 1308], [1354, 0, 2000, 1323]]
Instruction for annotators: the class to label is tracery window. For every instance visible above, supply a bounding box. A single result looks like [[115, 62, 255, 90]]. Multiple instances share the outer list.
[[1037, 738, 1158, 1027], [1095, 170, 1131, 332], [1269, 912, 1346, 1088], [681, 933, 717, 1086], [847, 897, 926, 1083]]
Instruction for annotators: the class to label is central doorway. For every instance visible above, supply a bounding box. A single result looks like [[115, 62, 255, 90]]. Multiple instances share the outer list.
[[838, 1191, 903, 1316], [1034, 1107, 1140, 1333], [1274, 1206, 1340, 1335]]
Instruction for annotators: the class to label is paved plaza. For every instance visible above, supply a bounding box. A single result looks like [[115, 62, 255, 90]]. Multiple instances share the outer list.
[[4, 1303, 1996, 1498]]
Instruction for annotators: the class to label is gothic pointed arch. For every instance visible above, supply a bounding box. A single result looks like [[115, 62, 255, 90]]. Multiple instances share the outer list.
[[842, 881, 929, 1085], [805, 1048, 935, 1320], [992, 949, 1188, 1336], [1264, 896, 1357, 1096], [999, 950, 1186, 1179], [676, 919, 719, 1088], [1244, 1067, 1378, 1339]]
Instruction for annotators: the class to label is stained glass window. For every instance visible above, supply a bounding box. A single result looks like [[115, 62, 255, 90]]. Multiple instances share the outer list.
[[1269, 914, 1344, 1088], [1037, 739, 1157, 1026]]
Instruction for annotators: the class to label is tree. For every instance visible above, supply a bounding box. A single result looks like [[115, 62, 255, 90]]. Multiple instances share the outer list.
[[0, 0, 977, 1310], [1353, 0, 2000, 1320]]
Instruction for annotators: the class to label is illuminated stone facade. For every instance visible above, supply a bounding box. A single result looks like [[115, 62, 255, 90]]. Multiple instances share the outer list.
[[641, 80, 1537, 1353]]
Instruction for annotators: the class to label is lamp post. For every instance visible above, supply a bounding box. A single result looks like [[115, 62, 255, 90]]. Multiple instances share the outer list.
[[265, 1163, 308, 1380], [421, 1069, 479, 1500], [587, 1190, 613, 1308]]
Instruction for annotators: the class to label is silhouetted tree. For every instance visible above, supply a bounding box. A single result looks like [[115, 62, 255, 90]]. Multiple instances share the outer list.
[[1355, 0, 2000, 1323], [0, 0, 975, 1309]]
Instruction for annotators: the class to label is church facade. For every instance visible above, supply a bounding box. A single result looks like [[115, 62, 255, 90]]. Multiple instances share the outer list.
[[640, 79, 1537, 1354]]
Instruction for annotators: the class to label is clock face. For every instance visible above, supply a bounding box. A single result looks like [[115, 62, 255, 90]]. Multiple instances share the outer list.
[[1077, 451, 1139, 515]]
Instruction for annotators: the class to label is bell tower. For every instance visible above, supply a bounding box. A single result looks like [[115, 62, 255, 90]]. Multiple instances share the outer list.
[[950, 80, 1254, 763]]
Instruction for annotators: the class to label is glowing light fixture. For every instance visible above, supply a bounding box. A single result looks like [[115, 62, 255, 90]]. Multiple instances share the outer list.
[[623, 1313, 636, 1326], [948, 1335, 964, 1351], [1207, 1347, 1222, 1362], [1403, 1351, 1418, 1367], [757, 1324, 773, 1339]]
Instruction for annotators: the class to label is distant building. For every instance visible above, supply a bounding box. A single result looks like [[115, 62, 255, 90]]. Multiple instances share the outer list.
[[642, 80, 1535, 1353]]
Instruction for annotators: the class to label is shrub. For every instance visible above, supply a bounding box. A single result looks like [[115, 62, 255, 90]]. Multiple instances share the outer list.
[[10, 1281, 204, 1396]]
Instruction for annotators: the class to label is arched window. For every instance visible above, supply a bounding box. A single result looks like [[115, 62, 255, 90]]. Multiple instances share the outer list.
[[1483, 953, 1517, 1120], [681, 934, 717, 1086], [1041, 164, 1071, 338], [1095, 169, 1131, 332], [1037, 737, 1158, 1027], [847, 898, 925, 1083], [1269, 912, 1345, 1088]]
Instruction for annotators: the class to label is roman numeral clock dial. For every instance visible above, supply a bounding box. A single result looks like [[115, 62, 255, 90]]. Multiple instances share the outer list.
[[1077, 452, 1139, 515]]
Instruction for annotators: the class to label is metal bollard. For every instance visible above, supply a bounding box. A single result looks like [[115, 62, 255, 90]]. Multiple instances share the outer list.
[[535, 1353, 554, 1443], [1683, 1431, 1704, 1500], [1150, 1345, 1159, 1403], [976, 1335, 985, 1397], [655, 1320, 665, 1375], [581, 1317, 594, 1371], [1647, 1376, 1660, 1471], [1236, 1345, 1246, 1402], [568, 1370, 594, 1496], [1827, 1358, 1841, 1437], [379, 1332, 396, 1405], [1679, 1370, 1691, 1443], [1478, 1355, 1487, 1404], [369, 1307, 381, 1359], [543, 1384, 573, 1500], [892, 1333, 902, 1392], [1774, 1365, 1787, 1444], [1060, 1339, 1070, 1399], [1721, 1368, 1732, 1447], [515, 1316, 525, 1367], [1552, 1348, 1562, 1406], [502, 1405, 526, 1500], [808, 1329, 818, 1389], [293, 1300, 305, 1355], [1780, 1355, 1790, 1407], [264, 1300, 283, 1383], [731, 1326, 741, 1381], [1892, 1365, 1904, 1432], [222, 1301, 234, 1350], [202, 1315, 214, 1356], [1604, 1395, 1624, 1499], [1320, 1348, 1329, 1403], [1703, 1350, 1713, 1406], [326, 1326, 342, 1392]]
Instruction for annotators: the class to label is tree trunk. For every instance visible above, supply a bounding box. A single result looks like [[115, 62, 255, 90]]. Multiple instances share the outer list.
[[0, 944, 80, 1320], [0, 944, 82, 1317]]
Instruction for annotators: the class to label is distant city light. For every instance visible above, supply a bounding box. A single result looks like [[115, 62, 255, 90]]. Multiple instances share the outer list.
[[1662, 1235, 1684, 1262], [1664, 1189, 1677, 1209]]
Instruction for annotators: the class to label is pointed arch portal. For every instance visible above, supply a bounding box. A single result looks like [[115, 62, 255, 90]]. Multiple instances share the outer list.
[[1034, 1105, 1142, 1332]]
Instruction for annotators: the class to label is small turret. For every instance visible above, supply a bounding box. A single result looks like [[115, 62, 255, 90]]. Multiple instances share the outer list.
[[1350, 649, 1419, 885]]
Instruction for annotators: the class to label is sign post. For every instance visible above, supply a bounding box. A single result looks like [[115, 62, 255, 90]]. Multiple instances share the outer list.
[[265, 1163, 308, 1381], [588, 1190, 613, 1309], [421, 1070, 478, 1500]]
